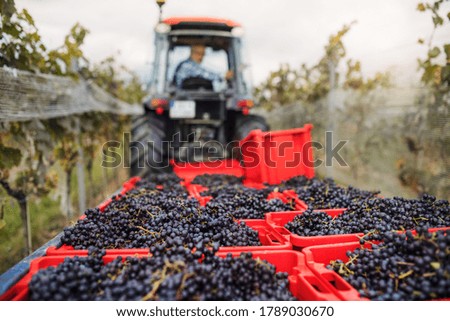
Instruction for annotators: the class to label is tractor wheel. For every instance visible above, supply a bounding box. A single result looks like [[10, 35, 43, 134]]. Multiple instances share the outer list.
[[130, 112, 170, 177], [231, 114, 269, 159], [234, 114, 270, 141]]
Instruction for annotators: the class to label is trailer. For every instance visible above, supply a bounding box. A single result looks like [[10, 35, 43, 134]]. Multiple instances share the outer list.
[[1, 124, 449, 301]]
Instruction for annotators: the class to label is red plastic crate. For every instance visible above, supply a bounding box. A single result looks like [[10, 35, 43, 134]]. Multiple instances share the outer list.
[[1, 251, 341, 301], [223, 219, 292, 252], [122, 176, 142, 192], [302, 242, 367, 301], [266, 189, 308, 211], [0, 277, 29, 301], [266, 209, 450, 249], [265, 209, 362, 249], [186, 184, 213, 206], [45, 219, 292, 256], [239, 124, 315, 185], [303, 227, 450, 301], [215, 250, 342, 300], [172, 159, 244, 185], [0, 255, 145, 301], [45, 246, 150, 256], [188, 181, 308, 211]]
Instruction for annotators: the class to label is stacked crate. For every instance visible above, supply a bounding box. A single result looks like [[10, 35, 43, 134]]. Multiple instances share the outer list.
[[1, 124, 448, 301]]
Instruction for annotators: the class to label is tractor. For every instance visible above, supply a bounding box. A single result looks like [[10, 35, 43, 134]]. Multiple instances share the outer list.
[[130, 15, 269, 177]]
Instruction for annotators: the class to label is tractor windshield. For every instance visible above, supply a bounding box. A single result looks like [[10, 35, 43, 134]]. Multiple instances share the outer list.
[[150, 32, 252, 96], [166, 35, 233, 92], [168, 45, 229, 91]]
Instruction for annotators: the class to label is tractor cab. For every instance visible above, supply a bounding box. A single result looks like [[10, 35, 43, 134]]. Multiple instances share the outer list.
[[131, 17, 268, 177], [150, 17, 252, 104]]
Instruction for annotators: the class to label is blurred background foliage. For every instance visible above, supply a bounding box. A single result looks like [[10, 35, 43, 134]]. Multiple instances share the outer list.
[[253, 1, 448, 199]]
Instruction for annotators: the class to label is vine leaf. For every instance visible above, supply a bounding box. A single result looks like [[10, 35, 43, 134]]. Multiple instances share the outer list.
[[428, 46, 441, 58], [0, 145, 22, 169], [444, 44, 450, 59], [21, 9, 35, 25]]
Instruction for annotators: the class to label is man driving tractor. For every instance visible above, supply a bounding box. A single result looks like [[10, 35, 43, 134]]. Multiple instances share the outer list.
[[173, 44, 234, 88]]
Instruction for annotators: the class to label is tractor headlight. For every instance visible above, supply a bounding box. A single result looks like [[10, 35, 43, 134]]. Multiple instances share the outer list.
[[155, 23, 171, 34]]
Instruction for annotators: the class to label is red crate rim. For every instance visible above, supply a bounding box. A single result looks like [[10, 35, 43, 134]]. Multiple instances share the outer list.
[[2, 250, 343, 301], [240, 124, 314, 143]]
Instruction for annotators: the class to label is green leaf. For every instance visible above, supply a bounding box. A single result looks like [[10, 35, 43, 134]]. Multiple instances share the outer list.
[[428, 46, 441, 58], [21, 9, 35, 26], [441, 65, 450, 83], [3, 23, 21, 38], [432, 15, 444, 26], [444, 44, 450, 59], [0, 219, 5, 230], [0, 145, 22, 169], [0, 0, 17, 19]]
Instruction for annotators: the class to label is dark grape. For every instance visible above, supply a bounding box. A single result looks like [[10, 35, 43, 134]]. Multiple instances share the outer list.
[[285, 209, 335, 236], [60, 187, 261, 250], [337, 195, 450, 234], [285, 195, 449, 237], [191, 174, 243, 188], [203, 185, 295, 219], [327, 229, 450, 300], [135, 173, 183, 189], [29, 247, 295, 301], [280, 176, 379, 209]]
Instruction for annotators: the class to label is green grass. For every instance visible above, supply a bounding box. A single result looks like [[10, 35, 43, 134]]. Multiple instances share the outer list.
[[0, 149, 128, 275], [0, 195, 68, 274]]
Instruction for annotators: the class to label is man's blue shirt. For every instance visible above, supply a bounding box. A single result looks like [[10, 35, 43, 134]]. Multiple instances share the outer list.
[[173, 59, 222, 87]]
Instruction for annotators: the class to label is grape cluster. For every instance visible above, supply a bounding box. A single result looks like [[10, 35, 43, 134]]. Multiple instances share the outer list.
[[134, 173, 184, 191], [60, 187, 261, 250], [203, 185, 295, 219], [328, 228, 450, 300], [285, 209, 334, 236], [191, 174, 243, 188], [280, 176, 379, 209], [29, 247, 295, 301], [337, 194, 450, 234], [29, 249, 107, 300], [284, 195, 449, 237]]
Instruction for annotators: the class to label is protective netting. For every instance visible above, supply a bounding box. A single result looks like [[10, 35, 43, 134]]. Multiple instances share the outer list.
[[0, 67, 142, 121], [255, 87, 449, 199]]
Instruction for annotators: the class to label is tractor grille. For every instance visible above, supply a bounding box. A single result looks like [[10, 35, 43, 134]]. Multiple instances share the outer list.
[[194, 100, 225, 120]]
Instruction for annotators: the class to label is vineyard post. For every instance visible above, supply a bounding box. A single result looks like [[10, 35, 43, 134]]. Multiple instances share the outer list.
[[19, 198, 32, 255], [75, 118, 86, 213], [0, 180, 32, 255], [327, 59, 337, 177]]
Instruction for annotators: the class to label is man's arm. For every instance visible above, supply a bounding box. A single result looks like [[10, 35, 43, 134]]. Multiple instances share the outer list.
[[175, 60, 221, 87]]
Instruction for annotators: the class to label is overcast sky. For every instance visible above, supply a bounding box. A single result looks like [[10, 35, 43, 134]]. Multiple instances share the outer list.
[[16, 0, 450, 86]]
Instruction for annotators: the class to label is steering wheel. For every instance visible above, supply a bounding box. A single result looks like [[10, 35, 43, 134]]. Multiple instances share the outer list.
[[181, 77, 214, 90]]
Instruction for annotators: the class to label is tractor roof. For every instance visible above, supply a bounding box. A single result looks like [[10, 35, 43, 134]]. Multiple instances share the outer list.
[[163, 17, 241, 32]]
